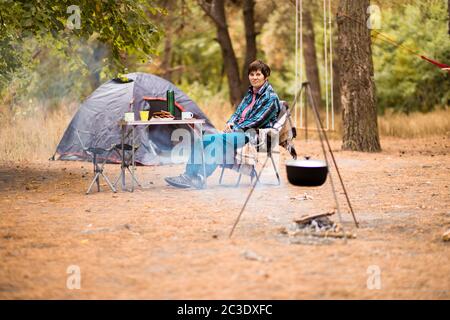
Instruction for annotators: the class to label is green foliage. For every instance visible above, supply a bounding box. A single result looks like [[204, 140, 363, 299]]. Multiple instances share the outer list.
[[171, 26, 223, 92], [166, 2, 224, 94], [372, 1, 450, 113], [1, 0, 448, 118], [0, 0, 163, 93], [3, 35, 97, 113], [114, 73, 134, 83], [259, 1, 294, 100]]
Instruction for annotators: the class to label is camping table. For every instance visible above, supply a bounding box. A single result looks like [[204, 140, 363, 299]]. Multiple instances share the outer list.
[[118, 119, 207, 192]]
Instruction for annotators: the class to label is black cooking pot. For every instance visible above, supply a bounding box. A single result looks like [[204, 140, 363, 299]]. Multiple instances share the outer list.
[[285, 159, 328, 187]]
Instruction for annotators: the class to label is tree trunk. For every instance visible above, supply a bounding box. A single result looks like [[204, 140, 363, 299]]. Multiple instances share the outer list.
[[216, 20, 242, 105], [337, 0, 381, 152], [160, 0, 174, 82], [332, 46, 341, 113], [303, 7, 322, 109], [199, 0, 242, 106], [241, 0, 257, 94], [161, 32, 173, 81]]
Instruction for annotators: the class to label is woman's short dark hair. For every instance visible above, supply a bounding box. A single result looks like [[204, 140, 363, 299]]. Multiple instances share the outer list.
[[248, 60, 271, 77]]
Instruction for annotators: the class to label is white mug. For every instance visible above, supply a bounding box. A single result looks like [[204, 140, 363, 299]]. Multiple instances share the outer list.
[[124, 112, 135, 122], [182, 111, 194, 120]]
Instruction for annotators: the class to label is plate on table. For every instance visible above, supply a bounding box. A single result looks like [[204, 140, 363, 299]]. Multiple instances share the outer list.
[[150, 117, 174, 121]]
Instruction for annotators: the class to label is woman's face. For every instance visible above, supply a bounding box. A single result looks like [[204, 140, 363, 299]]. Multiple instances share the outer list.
[[248, 69, 266, 89]]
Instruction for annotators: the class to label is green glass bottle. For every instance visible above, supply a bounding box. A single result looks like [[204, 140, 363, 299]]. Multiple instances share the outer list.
[[167, 90, 175, 116]]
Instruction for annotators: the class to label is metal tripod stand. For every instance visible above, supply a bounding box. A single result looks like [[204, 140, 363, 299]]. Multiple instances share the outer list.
[[229, 82, 359, 238]]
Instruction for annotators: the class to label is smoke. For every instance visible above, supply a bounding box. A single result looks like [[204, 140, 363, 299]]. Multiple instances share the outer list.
[[2, 34, 112, 118]]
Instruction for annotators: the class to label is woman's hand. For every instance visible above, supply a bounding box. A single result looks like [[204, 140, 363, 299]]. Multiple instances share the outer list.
[[224, 122, 234, 133]]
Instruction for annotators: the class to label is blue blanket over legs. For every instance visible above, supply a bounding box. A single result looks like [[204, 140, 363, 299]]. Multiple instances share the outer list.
[[185, 132, 248, 178]]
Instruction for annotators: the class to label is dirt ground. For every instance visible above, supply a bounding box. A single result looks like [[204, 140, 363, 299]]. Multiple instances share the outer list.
[[0, 136, 449, 299]]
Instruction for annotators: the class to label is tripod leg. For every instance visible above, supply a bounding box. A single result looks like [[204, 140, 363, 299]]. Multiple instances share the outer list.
[[304, 82, 358, 229], [229, 156, 269, 238]]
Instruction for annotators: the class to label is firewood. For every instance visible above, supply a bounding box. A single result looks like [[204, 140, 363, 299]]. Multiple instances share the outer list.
[[294, 211, 335, 225]]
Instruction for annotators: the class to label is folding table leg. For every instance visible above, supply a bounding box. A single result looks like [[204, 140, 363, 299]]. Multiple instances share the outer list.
[[131, 126, 135, 192], [195, 123, 207, 188], [121, 128, 126, 191]]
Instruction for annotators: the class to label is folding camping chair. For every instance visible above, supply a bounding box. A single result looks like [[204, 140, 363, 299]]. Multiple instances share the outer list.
[[218, 100, 297, 187], [75, 130, 117, 194]]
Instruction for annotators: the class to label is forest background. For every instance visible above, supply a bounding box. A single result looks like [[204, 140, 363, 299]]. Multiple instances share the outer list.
[[0, 0, 449, 161]]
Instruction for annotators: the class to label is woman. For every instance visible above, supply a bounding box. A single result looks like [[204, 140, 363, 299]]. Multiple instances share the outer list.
[[165, 60, 281, 189]]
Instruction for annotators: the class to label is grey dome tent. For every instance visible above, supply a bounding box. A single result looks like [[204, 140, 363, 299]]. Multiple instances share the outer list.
[[54, 72, 217, 165]]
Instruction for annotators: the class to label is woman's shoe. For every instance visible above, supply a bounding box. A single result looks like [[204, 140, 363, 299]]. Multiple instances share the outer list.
[[164, 174, 205, 189], [164, 174, 193, 188]]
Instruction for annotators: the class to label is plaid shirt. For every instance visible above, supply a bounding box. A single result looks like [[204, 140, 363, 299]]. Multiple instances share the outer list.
[[227, 81, 280, 131]]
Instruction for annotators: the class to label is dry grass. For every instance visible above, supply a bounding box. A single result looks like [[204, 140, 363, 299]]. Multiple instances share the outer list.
[[197, 95, 234, 130], [378, 108, 450, 138], [0, 107, 73, 163], [0, 99, 448, 162], [294, 107, 450, 140]]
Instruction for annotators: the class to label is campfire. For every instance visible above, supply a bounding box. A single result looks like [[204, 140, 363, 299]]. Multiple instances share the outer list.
[[279, 212, 356, 245]]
